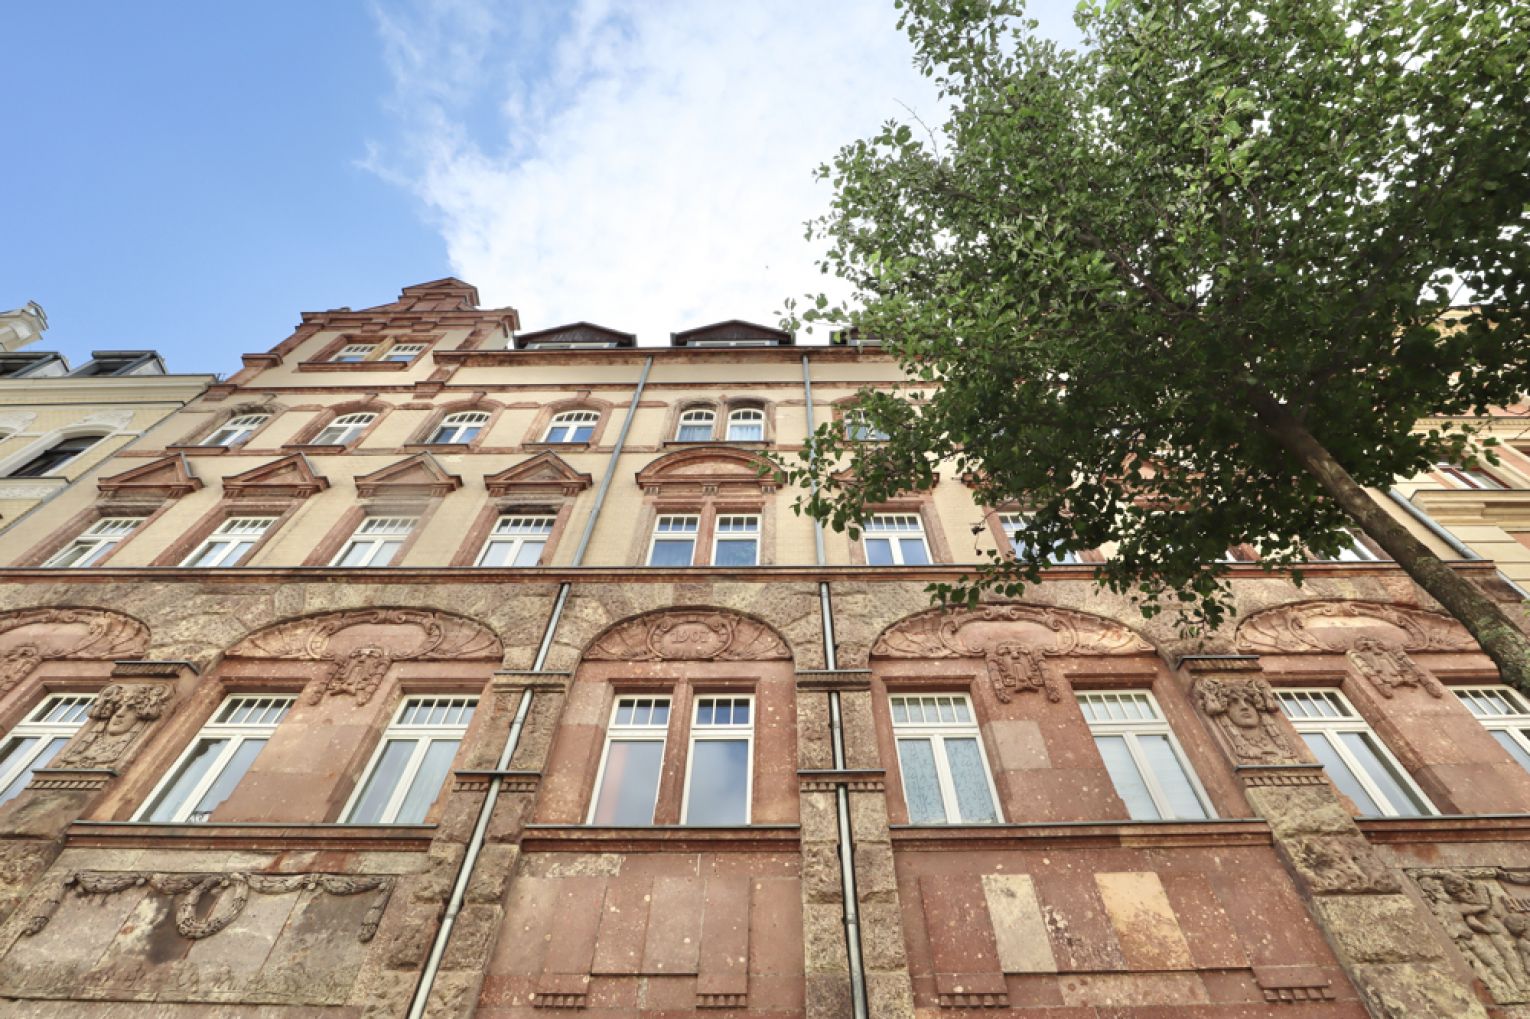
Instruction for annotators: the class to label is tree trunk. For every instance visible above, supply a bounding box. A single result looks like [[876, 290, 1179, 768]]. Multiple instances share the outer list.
[[1247, 388, 1530, 694]]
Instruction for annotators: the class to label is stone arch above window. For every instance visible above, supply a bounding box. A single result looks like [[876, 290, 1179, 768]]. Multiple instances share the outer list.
[[175, 402, 284, 449], [1234, 599, 1477, 655], [0, 607, 151, 692], [583, 607, 791, 663], [415, 397, 504, 447], [288, 400, 390, 449], [526, 397, 614, 447], [635, 447, 777, 497]]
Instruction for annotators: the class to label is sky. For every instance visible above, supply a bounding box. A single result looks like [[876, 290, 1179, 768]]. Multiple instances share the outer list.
[[3, 1, 1081, 377]]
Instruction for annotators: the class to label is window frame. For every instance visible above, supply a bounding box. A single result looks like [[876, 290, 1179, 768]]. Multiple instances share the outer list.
[[862, 513, 931, 566], [680, 694, 755, 825], [203, 413, 270, 448], [475, 513, 555, 567], [383, 343, 427, 363], [888, 693, 1003, 824], [844, 410, 889, 442], [0, 693, 94, 806], [429, 410, 490, 445], [1077, 690, 1215, 821], [1436, 462, 1508, 490], [179, 516, 276, 568], [710, 514, 760, 566], [42, 517, 142, 568], [342, 695, 477, 824], [997, 512, 1081, 565], [311, 412, 377, 447], [330, 343, 377, 363], [725, 407, 766, 442], [588, 695, 673, 825], [1455, 685, 1530, 771], [675, 408, 716, 442], [332, 516, 417, 568], [135, 695, 293, 823], [1277, 688, 1437, 817], [543, 410, 599, 444], [9, 434, 105, 478], [647, 514, 701, 566]]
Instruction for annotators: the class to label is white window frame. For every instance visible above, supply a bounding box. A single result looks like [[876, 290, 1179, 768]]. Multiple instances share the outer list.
[[543, 410, 599, 443], [135, 695, 293, 823], [725, 407, 765, 442], [342, 695, 476, 824], [1326, 530, 1380, 562], [1455, 685, 1530, 770], [180, 517, 274, 568], [332, 516, 416, 568], [998, 512, 1080, 564], [711, 514, 760, 566], [311, 412, 376, 446], [647, 514, 700, 566], [588, 696, 672, 825], [1436, 462, 1507, 490], [889, 693, 1002, 824], [383, 342, 426, 363], [42, 517, 141, 568], [675, 409, 716, 442], [862, 513, 930, 566], [203, 413, 269, 447], [475, 514, 555, 567], [331, 343, 376, 363], [429, 411, 489, 444], [681, 695, 754, 824], [844, 410, 889, 441], [1277, 688, 1436, 817], [0, 693, 94, 805], [1077, 690, 1215, 820]]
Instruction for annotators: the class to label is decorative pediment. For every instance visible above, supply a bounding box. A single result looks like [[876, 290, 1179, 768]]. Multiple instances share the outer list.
[[485, 452, 592, 498], [514, 321, 635, 349], [221, 454, 330, 500], [354, 453, 461, 499], [1235, 599, 1478, 655], [873, 603, 1153, 660], [635, 448, 777, 496], [670, 319, 793, 347], [0, 607, 151, 692], [585, 608, 790, 662], [97, 455, 201, 499]]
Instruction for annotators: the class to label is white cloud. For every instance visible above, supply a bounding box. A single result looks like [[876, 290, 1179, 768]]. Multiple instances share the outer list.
[[369, 0, 1079, 342]]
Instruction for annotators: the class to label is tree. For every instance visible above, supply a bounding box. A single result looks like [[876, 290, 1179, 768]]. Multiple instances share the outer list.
[[779, 0, 1530, 688]]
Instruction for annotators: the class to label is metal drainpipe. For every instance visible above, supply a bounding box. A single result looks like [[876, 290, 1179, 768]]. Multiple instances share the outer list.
[[407, 355, 653, 1018], [1385, 487, 1530, 599], [804, 353, 870, 1018]]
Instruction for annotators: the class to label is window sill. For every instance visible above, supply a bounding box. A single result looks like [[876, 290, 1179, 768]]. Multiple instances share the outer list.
[[164, 444, 234, 456], [1355, 813, 1530, 843], [403, 442, 474, 454], [523, 440, 592, 452], [521, 823, 799, 853], [281, 443, 350, 455], [67, 820, 437, 852], [888, 817, 1271, 850], [661, 440, 772, 450], [295, 360, 412, 372]]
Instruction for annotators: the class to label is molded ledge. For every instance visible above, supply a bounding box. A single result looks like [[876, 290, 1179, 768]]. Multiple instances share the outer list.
[[520, 824, 800, 854], [67, 820, 437, 852], [889, 817, 1273, 851]]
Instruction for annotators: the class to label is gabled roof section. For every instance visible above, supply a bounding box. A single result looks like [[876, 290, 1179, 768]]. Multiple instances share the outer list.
[[359, 278, 483, 313], [514, 322, 637, 349], [354, 452, 463, 499], [636, 447, 778, 495], [221, 454, 330, 500], [485, 451, 593, 498], [97, 454, 202, 499], [670, 320, 794, 348]]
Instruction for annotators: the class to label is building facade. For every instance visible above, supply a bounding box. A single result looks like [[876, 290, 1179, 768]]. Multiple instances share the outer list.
[[0, 279, 1526, 1017]]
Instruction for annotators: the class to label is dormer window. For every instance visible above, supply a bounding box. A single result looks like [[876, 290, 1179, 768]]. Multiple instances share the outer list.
[[430, 411, 489, 445], [203, 414, 269, 447], [676, 409, 716, 442], [726, 408, 765, 442], [311, 412, 376, 446], [544, 410, 598, 444]]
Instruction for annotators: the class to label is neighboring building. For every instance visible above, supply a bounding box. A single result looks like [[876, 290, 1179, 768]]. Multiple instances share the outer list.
[[0, 279, 1526, 1017], [0, 302, 216, 526]]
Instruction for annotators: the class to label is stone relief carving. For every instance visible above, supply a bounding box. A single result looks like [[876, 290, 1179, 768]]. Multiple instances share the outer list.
[[986, 641, 1062, 703], [23, 871, 393, 943], [1413, 868, 1530, 1004], [1236, 599, 1476, 654], [53, 683, 174, 768], [76, 409, 135, 431], [1288, 833, 1401, 895], [1346, 637, 1444, 699], [585, 609, 790, 662], [0, 410, 36, 434], [0, 608, 150, 692], [1192, 676, 1296, 763]]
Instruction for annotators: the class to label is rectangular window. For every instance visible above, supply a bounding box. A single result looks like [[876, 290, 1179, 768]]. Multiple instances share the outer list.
[[333, 517, 415, 568], [476, 515, 555, 567], [1456, 685, 1530, 773], [331, 343, 376, 363], [0, 694, 93, 805], [42, 517, 140, 568], [998, 512, 1080, 564], [1436, 462, 1507, 490], [647, 515, 699, 566], [890, 694, 1000, 823], [863, 514, 930, 566], [1078, 691, 1211, 820], [345, 696, 476, 824], [711, 515, 760, 566], [180, 517, 274, 568], [590, 697, 671, 825], [1325, 530, 1380, 562], [682, 696, 753, 824], [138, 696, 292, 823], [384, 343, 426, 363], [1277, 689, 1434, 816]]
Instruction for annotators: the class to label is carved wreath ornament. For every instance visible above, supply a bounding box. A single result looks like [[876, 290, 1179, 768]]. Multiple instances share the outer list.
[[23, 871, 394, 943]]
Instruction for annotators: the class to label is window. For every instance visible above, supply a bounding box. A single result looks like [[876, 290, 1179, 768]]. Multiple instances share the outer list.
[[675, 409, 715, 442], [890, 694, 1000, 823], [476, 514, 554, 566], [544, 410, 598, 444], [648, 515, 699, 566], [384, 343, 426, 363], [1436, 462, 1507, 490], [999, 512, 1080, 564], [331, 343, 376, 363], [333, 517, 415, 567], [725, 408, 765, 442], [844, 411, 888, 442], [9, 434, 103, 477], [203, 413, 269, 447], [0, 694, 93, 805], [345, 696, 476, 824], [590, 696, 671, 824], [1277, 689, 1434, 816], [138, 696, 292, 823], [712, 515, 760, 566], [863, 514, 930, 565], [180, 517, 274, 567], [683, 696, 753, 824], [42, 517, 140, 568], [1321, 530, 1380, 562], [1456, 686, 1530, 772], [310, 412, 376, 446], [1078, 691, 1211, 820], [429, 411, 489, 445]]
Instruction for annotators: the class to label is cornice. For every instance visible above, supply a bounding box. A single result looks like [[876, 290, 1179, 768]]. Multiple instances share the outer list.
[[67, 820, 437, 852], [889, 817, 1273, 851], [433, 344, 893, 368], [0, 374, 217, 402]]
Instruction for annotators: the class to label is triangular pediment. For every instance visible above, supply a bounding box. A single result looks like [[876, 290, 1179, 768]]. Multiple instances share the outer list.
[[636, 448, 777, 494], [671, 319, 793, 347], [97, 454, 201, 499], [485, 452, 592, 497], [514, 321, 635, 349], [355, 453, 462, 499], [221, 454, 330, 500]]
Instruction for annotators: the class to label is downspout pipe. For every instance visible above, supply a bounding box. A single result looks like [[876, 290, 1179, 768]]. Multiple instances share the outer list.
[[408, 355, 653, 1019], [1386, 487, 1530, 599]]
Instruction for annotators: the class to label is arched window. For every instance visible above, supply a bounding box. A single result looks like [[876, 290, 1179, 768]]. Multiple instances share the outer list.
[[726, 407, 765, 442], [9, 434, 105, 478], [430, 411, 490, 445], [312, 412, 376, 446], [543, 410, 598, 443], [675, 409, 715, 442], [203, 413, 269, 447]]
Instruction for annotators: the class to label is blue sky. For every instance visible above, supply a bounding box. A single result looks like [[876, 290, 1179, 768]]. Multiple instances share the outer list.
[[3, 2, 1081, 377]]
